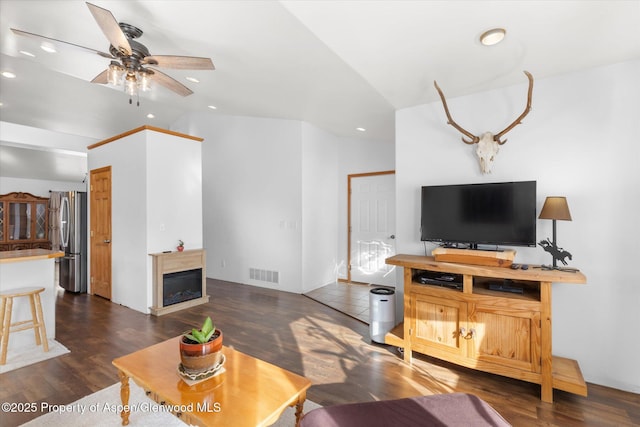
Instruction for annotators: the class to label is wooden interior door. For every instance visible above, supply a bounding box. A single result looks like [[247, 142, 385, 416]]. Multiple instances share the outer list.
[[90, 166, 112, 300]]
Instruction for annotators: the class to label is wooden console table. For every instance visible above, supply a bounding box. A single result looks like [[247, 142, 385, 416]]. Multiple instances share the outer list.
[[385, 254, 587, 403]]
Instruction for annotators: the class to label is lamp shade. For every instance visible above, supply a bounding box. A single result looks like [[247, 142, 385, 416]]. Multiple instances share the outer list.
[[539, 197, 572, 221]]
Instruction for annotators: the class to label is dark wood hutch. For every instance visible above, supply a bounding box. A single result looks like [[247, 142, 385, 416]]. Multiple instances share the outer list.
[[0, 192, 52, 251]]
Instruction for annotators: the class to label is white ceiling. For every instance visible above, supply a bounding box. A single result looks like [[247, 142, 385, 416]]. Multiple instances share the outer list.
[[0, 1, 639, 180]]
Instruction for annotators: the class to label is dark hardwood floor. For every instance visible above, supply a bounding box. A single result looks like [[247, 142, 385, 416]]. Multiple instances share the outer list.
[[0, 279, 638, 426]]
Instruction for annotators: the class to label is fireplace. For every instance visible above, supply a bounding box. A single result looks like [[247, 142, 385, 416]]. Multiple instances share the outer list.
[[163, 268, 202, 306], [149, 249, 209, 316]]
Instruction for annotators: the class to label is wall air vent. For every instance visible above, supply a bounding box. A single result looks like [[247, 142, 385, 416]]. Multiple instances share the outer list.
[[249, 268, 279, 284]]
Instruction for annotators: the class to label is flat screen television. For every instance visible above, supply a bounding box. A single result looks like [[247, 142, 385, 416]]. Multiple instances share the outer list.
[[420, 181, 537, 248]]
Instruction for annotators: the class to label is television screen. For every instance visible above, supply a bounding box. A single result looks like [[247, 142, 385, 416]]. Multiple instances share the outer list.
[[420, 181, 536, 248]]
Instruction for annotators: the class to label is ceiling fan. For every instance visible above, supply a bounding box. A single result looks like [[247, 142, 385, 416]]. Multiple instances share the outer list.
[[11, 2, 214, 105]]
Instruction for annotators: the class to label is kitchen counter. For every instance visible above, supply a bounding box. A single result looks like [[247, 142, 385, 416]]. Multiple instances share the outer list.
[[0, 249, 63, 351], [0, 249, 64, 263]]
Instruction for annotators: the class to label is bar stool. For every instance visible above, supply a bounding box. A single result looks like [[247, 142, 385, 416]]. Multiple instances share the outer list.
[[0, 287, 49, 365]]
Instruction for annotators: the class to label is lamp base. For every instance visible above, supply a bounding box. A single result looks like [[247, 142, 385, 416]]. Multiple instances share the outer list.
[[541, 265, 580, 273]]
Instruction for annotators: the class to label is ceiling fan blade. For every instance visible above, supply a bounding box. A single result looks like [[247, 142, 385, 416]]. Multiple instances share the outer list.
[[10, 28, 113, 58], [148, 68, 193, 96], [86, 2, 132, 56], [143, 55, 215, 70], [91, 69, 109, 84]]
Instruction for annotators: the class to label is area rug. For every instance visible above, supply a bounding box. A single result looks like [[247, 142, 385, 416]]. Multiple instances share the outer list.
[[21, 381, 321, 427], [0, 339, 69, 374]]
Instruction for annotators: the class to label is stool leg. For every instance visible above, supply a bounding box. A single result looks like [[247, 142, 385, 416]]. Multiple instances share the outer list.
[[34, 293, 49, 353], [29, 295, 42, 346], [0, 297, 6, 343], [1, 297, 13, 365]]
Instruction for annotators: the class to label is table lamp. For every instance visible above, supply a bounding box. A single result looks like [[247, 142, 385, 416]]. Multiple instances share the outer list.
[[538, 196, 572, 270]]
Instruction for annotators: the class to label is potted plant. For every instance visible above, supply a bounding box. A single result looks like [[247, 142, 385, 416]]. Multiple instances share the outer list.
[[177, 239, 185, 252], [179, 316, 223, 374]]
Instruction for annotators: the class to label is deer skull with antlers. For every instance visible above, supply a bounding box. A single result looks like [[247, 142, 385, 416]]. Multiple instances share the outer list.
[[434, 71, 534, 174]]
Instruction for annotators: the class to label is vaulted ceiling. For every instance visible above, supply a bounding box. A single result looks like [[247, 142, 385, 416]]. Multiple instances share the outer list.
[[1, 1, 639, 150]]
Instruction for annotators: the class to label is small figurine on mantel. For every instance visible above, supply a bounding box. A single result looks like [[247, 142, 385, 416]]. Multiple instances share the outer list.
[[538, 239, 574, 270], [177, 240, 185, 252]]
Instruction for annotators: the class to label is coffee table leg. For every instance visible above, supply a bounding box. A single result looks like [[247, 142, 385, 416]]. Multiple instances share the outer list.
[[118, 370, 131, 426], [294, 391, 306, 427]]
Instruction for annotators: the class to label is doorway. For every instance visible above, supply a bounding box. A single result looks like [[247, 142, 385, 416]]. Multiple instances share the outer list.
[[348, 171, 396, 286], [90, 166, 112, 300]]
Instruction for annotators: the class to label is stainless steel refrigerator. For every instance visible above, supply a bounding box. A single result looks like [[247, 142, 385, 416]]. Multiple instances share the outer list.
[[52, 191, 87, 293]]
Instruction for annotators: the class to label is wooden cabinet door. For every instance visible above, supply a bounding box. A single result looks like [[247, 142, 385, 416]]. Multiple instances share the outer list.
[[411, 294, 467, 358], [467, 303, 541, 373]]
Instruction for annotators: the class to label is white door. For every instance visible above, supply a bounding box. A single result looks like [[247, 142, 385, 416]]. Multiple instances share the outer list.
[[350, 173, 396, 286]]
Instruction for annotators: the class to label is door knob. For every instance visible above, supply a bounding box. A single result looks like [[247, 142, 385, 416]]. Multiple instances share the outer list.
[[389, 235, 396, 239], [103, 239, 111, 244]]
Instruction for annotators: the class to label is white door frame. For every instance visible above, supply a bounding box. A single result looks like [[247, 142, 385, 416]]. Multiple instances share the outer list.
[[347, 170, 395, 284]]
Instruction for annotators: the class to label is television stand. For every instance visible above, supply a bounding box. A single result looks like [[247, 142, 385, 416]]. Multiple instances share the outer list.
[[432, 247, 516, 267], [384, 254, 587, 403]]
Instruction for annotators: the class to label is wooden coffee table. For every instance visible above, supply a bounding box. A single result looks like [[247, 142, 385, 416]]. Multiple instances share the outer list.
[[112, 336, 311, 426]]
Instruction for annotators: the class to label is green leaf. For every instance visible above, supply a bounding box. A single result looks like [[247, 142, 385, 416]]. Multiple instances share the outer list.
[[203, 329, 215, 342], [192, 329, 205, 343], [185, 333, 198, 342], [201, 317, 214, 335]]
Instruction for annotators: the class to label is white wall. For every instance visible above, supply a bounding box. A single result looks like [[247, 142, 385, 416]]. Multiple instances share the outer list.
[[172, 113, 394, 294], [87, 128, 203, 314], [395, 60, 640, 393], [0, 122, 93, 195], [175, 113, 304, 293], [0, 121, 96, 153], [88, 131, 148, 313], [0, 177, 86, 197], [301, 122, 339, 292]]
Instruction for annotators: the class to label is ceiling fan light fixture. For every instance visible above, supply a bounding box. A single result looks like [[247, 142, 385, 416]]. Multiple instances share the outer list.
[[140, 70, 153, 92], [480, 28, 506, 46], [124, 73, 138, 97], [107, 62, 125, 85]]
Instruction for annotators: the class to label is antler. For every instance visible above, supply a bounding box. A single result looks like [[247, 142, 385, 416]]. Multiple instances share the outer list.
[[493, 71, 534, 145], [433, 80, 479, 144]]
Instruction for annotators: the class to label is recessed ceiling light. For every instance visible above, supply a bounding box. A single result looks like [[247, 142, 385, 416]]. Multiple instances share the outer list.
[[19, 50, 35, 57], [40, 43, 56, 53], [146, 113, 155, 119], [1, 71, 16, 79], [207, 105, 217, 110], [480, 28, 506, 46], [186, 77, 200, 83], [356, 127, 366, 132]]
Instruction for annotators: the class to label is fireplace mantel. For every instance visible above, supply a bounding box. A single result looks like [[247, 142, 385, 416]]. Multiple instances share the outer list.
[[149, 249, 209, 316]]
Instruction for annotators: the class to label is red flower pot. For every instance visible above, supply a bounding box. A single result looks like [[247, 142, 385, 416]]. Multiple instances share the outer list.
[[179, 330, 223, 374]]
